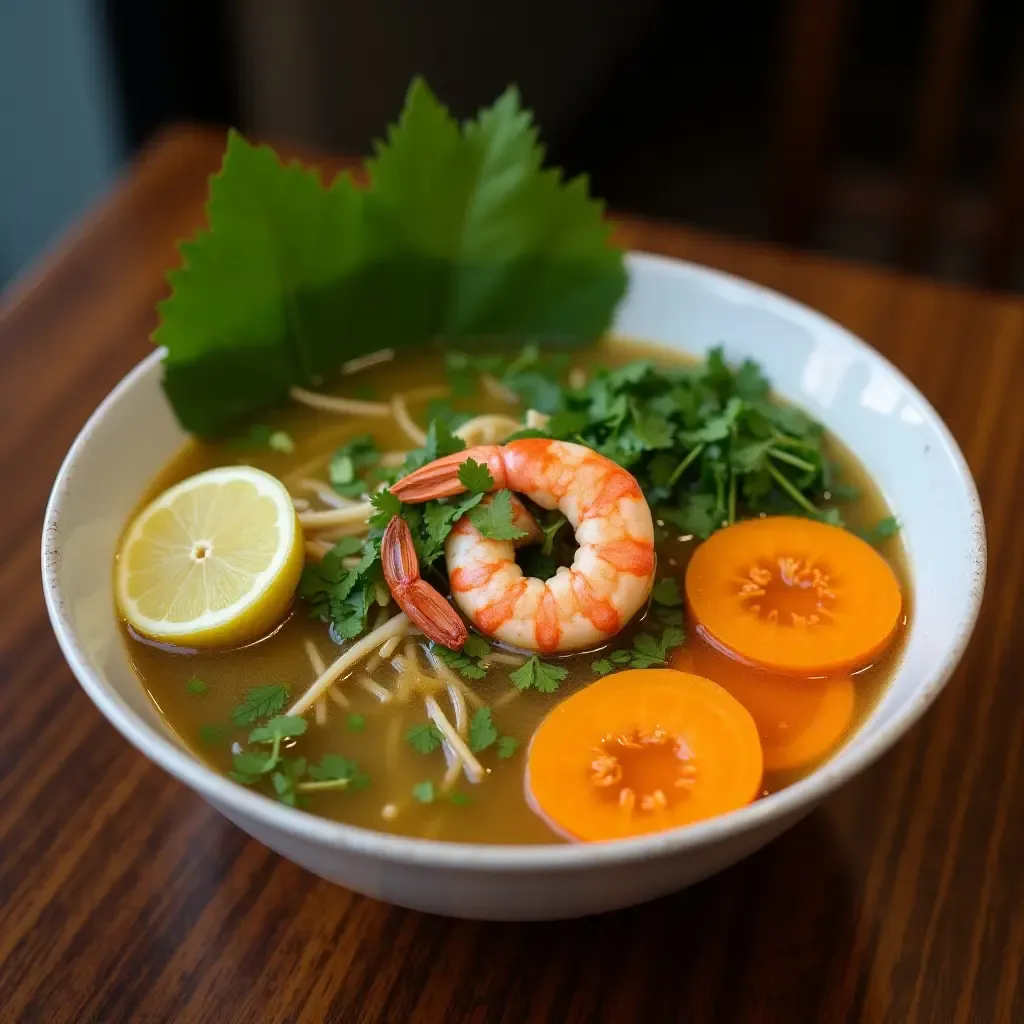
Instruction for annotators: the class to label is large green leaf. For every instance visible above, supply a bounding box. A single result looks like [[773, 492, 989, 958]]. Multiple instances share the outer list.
[[154, 78, 626, 437]]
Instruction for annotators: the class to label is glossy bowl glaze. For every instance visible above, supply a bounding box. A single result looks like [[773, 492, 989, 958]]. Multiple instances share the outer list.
[[42, 253, 986, 920]]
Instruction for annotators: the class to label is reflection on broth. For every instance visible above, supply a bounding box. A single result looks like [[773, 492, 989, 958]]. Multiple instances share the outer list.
[[118, 339, 908, 845]]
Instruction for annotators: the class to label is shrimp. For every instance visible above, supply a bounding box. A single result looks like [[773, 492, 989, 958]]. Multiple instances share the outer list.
[[387, 438, 656, 652]]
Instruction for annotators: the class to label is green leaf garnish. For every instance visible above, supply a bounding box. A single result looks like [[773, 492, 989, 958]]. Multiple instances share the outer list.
[[198, 723, 225, 745], [468, 490, 529, 541], [448, 792, 472, 806], [186, 677, 207, 695], [496, 736, 520, 759], [626, 627, 686, 669], [248, 715, 308, 744], [650, 578, 682, 607], [157, 79, 625, 437], [346, 713, 366, 732], [510, 656, 568, 693], [329, 434, 379, 496], [406, 723, 445, 755], [230, 684, 290, 726], [412, 781, 436, 804], [430, 639, 489, 680], [457, 457, 495, 494], [468, 708, 499, 753]]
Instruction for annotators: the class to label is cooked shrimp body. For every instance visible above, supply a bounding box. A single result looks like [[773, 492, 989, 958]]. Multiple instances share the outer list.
[[390, 439, 656, 652]]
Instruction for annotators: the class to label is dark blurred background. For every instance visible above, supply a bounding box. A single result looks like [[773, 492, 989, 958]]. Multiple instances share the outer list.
[[1, 0, 1021, 292]]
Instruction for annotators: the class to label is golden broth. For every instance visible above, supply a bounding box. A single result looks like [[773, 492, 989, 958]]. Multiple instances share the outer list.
[[121, 340, 909, 844]]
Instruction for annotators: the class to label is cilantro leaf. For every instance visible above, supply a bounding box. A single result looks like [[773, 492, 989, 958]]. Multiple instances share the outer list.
[[628, 627, 686, 669], [406, 723, 445, 754], [186, 677, 207, 695], [650, 578, 682, 607], [369, 489, 403, 528], [347, 713, 366, 732], [496, 736, 520, 759], [198, 723, 225, 745], [412, 781, 436, 804], [462, 635, 491, 660], [156, 80, 625, 438], [231, 684, 289, 726], [330, 434, 379, 495], [430, 640, 488, 680], [248, 715, 308, 744], [468, 708, 499, 753], [468, 490, 529, 541], [592, 659, 613, 675], [307, 754, 368, 788], [510, 656, 568, 693], [458, 457, 495, 493]]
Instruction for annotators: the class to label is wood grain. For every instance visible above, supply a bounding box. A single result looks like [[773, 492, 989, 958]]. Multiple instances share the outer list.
[[1, 125, 1022, 1024]]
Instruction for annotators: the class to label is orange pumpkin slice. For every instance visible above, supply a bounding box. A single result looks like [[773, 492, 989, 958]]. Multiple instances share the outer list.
[[526, 669, 763, 842], [673, 646, 855, 772], [685, 516, 902, 677]]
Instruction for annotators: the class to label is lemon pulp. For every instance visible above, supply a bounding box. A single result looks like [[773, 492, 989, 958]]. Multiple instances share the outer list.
[[115, 466, 303, 648]]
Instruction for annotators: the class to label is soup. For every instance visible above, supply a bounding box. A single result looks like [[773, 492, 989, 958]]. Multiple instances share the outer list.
[[117, 339, 908, 844]]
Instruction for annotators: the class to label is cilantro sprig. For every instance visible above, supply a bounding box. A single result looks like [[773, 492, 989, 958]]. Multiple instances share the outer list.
[[510, 656, 568, 693]]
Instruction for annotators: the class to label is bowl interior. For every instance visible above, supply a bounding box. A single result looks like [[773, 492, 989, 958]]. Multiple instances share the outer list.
[[43, 252, 985, 860]]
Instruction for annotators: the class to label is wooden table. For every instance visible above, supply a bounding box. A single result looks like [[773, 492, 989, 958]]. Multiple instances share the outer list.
[[2, 126, 1022, 1024]]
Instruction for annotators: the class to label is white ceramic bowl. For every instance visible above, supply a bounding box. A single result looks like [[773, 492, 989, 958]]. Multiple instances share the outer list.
[[42, 253, 986, 920]]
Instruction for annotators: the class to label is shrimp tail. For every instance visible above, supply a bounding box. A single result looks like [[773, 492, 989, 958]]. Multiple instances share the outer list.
[[381, 517, 468, 649], [391, 445, 507, 503]]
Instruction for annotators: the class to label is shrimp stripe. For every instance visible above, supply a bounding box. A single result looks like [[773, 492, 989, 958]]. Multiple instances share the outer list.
[[450, 561, 505, 592], [580, 469, 644, 518], [535, 589, 561, 652], [590, 540, 656, 575], [570, 571, 622, 634], [476, 578, 529, 634]]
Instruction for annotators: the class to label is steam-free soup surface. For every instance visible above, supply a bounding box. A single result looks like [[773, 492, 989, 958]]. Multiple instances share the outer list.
[[122, 339, 908, 844]]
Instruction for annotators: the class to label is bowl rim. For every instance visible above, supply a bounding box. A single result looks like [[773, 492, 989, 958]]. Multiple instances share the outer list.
[[42, 251, 987, 872]]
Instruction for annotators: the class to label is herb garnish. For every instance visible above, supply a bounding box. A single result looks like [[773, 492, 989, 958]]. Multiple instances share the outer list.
[[186, 676, 207, 695], [230, 684, 290, 726], [156, 80, 625, 437], [406, 723, 445, 755], [510, 657, 569, 693], [412, 781, 436, 804]]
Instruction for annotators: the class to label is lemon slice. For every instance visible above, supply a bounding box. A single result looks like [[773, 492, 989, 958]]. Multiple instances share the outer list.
[[116, 466, 303, 648]]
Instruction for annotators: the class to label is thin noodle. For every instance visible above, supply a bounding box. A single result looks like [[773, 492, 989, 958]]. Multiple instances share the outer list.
[[525, 409, 550, 430], [292, 496, 311, 511], [359, 676, 392, 703], [379, 451, 409, 468], [289, 386, 391, 417], [315, 696, 327, 726], [378, 635, 401, 659], [304, 638, 327, 677], [455, 414, 522, 446], [298, 504, 372, 529], [568, 367, 588, 390], [343, 348, 394, 374], [298, 478, 359, 508], [425, 695, 484, 783], [401, 385, 450, 402], [441, 758, 463, 794], [481, 373, 519, 404], [492, 688, 521, 709], [385, 714, 403, 774], [447, 681, 468, 737], [315, 522, 372, 541], [482, 652, 527, 667], [423, 648, 484, 708], [364, 653, 381, 674], [327, 685, 349, 708], [372, 607, 389, 631], [392, 395, 427, 446], [288, 614, 409, 714]]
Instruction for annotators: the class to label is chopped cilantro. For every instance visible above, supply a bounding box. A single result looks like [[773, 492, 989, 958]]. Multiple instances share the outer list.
[[626, 627, 686, 669], [412, 781, 436, 804], [198, 723, 225, 745], [468, 708, 499, 753], [650, 578, 682, 607], [468, 490, 529, 541], [330, 434, 379, 496], [458, 457, 495, 493], [186, 677, 207, 695], [448, 791, 472, 806], [346, 713, 366, 732], [430, 640, 488, 680], [496, 736, 520, 759], [230, 684, 289, 726], [510, 656, 568, 693], [406, 723, 445, 755]]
